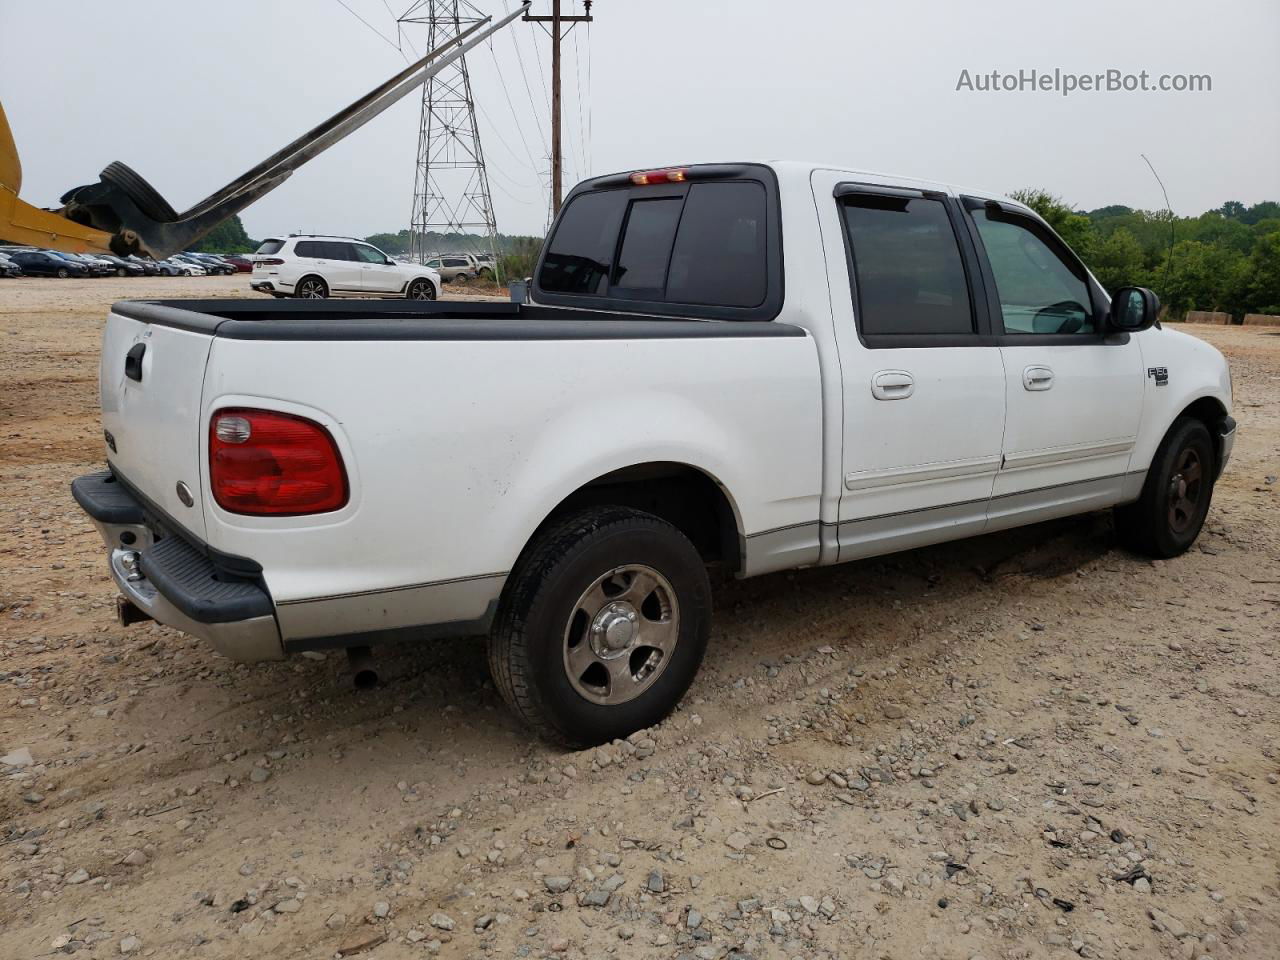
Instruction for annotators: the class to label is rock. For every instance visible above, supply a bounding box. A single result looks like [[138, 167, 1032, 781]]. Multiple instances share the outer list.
[[338, 931, 387, 956], [647, 870, 665, 894], [65, 868, 90, 885], [275, 899, 301, 913], [1148, 907, 1191, 939], [373, 901, 390, 919], [725, 831, 751, 851], [883, 703, 907, 719], [1, 747, 34, 768], [249, 768, 271, 784], [580, 888, 611, 908], [1134, 877, 1152, 893], [687, 909, 703, 929], [119, 936, 141, 954], [805, 770, 827, 785], [429, 912, 455, 931], [543, 875, 573, 894], [122, 849, 148, 867], [799, 895, 819, 915], [325, 913, 347, 930]]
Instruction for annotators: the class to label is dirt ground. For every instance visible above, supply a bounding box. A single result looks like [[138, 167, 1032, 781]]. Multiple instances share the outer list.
[[1, 276, 1277, 960]]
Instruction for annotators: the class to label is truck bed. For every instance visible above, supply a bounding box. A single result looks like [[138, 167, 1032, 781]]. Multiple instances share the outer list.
[[114, 298, 808, 341]]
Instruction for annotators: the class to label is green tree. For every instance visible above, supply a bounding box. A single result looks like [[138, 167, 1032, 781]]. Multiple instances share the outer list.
[[191, 214, 256, 253], [1090, 228, 1147, 292], [1246, 232, 1280, 314], [1009, 189, 1095, 259]]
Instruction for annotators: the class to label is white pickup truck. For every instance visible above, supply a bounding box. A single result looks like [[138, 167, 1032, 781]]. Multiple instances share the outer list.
[[73, 161, 1235, 746]]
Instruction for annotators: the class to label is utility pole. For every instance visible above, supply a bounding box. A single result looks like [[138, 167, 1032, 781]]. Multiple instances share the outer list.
[[524, 1, 593, 215]]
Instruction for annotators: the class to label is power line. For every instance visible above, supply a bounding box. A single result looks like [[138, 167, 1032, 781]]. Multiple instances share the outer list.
[[333, 0, 403, 51]]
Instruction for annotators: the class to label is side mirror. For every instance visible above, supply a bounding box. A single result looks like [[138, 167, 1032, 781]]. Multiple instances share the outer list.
[[1109, 286, 1160, 332]]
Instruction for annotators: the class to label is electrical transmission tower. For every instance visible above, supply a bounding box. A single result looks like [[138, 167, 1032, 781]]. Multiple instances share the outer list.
[[398, 0, 500, 272]]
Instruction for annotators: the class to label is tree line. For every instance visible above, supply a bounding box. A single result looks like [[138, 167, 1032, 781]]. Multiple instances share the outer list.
[[1012, 191, 1280, 319]]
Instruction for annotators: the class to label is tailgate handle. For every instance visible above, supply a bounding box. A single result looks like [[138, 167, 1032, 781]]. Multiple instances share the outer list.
[[124, 343, 146, 382]]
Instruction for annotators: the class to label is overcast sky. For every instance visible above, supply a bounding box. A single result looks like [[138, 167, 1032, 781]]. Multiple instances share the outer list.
[[3, 0, 1277, 243]]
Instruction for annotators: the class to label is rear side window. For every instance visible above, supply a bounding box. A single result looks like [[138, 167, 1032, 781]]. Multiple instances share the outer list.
[[841, 195, 974, 336], [668, 182, 766, 307], [539, 190, 627, 294], [255, 239, 284, 255], [294, 241, 323, 258], [538, 179, 771, 311]]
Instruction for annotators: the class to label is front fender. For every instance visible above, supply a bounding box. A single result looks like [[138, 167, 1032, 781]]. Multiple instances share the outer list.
[[1131, 326, 1232, 474]]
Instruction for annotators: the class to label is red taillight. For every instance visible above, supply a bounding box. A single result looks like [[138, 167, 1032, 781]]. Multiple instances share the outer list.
[[209, 408, 348, 515], [256, 258, 284, 266], [630, 168, 688, 186]]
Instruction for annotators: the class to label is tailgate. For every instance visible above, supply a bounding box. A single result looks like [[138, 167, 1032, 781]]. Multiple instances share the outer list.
[[100, 309, 212, 540]]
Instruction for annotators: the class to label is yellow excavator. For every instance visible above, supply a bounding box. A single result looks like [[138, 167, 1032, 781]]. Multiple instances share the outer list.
[[0, 3, 526, 259]]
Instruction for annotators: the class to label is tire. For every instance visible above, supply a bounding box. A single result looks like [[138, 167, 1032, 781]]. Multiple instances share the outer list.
[[294, 276, 328, 299], [452, 272, 469, 285], [407, 278, 436, 300], [1114, 417, 1216, 558], [489, 506, 711, 747], [116, 268, 127, 277], [99, 161, 179, 223], [56, 268, 69, 279]]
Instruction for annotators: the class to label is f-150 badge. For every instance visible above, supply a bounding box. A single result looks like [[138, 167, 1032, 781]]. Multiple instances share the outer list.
[[1147, 366, 1169, 386]]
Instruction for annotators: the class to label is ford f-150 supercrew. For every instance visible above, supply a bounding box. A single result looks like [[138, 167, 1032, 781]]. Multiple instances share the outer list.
[[72, 161, 1236, 746]]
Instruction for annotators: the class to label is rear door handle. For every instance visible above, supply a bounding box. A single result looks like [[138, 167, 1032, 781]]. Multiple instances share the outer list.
[[871, 370, 914, 400], [1022, 365, 1054, 391]]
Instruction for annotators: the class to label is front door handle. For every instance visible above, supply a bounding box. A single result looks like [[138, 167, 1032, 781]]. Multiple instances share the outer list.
[[871, 370, 914, 400], [1022, 365, 1054, 391]]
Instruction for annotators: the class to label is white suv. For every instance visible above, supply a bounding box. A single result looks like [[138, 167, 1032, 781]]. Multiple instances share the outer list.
[[251, 236, 441, 300]]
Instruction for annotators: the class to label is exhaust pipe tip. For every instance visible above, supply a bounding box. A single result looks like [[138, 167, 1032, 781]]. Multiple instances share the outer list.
[[346, 646, 378, 690]]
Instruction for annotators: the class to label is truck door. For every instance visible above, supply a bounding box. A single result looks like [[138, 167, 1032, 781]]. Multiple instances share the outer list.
[[960, 198, 1143, 530], [817, 176, 1007, 561]]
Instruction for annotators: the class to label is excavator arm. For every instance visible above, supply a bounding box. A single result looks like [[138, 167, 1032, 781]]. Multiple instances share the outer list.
[[0, 2, 527, 260]]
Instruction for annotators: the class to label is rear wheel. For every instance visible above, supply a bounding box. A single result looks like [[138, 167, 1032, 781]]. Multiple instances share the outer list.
[[295, 276, 328, 299], [489, 506, 711, 747], [1115, 417, 1216, 558], [407, 278, 436, 300]]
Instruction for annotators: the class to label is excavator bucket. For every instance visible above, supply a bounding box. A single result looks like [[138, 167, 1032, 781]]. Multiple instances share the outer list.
[[1, 103, 116, 254], [1, 3, 528, 260]]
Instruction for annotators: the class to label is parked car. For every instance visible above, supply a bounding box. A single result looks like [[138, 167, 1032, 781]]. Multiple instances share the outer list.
[[0, 252, 21, 277], [185, 252, 237, 275], [250, 235, 440, 299], [168, 256, 206, 276], [151, 258, 186, 276], [221, 254, 253, 273], [424, 253, 484, 283], [99, 254, 146, 277], [9, 250, 89, 277], [57, 252, 111, 276], [73, 161, 1234, 747], [125, 255, 161, 276]]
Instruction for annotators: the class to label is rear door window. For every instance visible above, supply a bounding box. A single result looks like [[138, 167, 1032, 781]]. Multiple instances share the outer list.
[[294, 241, 323, 258], [841, 194, 975, 337]]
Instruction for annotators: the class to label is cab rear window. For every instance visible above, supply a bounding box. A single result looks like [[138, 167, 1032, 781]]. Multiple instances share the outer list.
[[536, 171, 778, 319]]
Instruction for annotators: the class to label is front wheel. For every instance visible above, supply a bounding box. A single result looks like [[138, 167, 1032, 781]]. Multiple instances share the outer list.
[[56, 268, 69, 279], [489, 507, 711, 747], [1114, 417, 1216, 558], [295, 276, 328, 299], [407, 278, 436, 300]]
